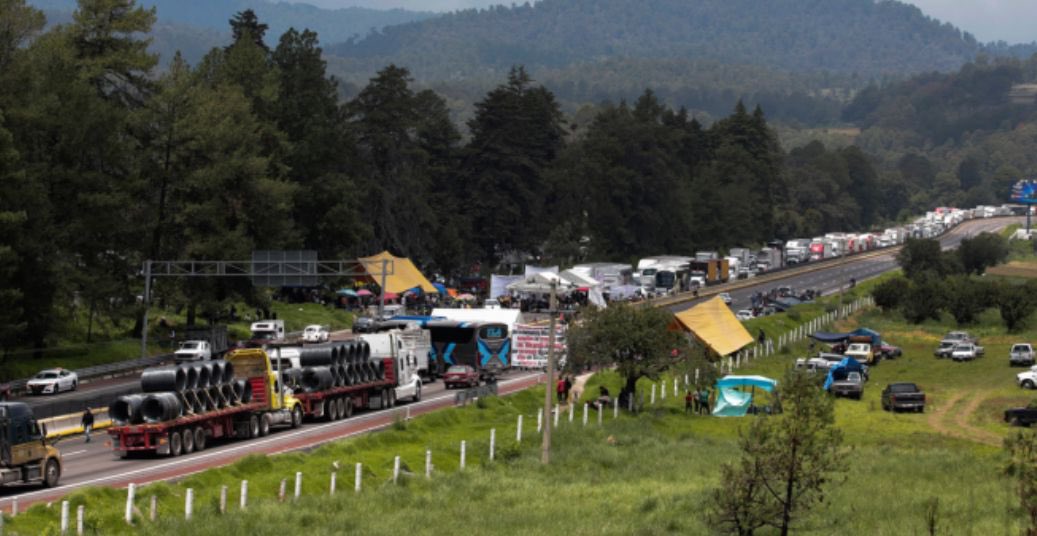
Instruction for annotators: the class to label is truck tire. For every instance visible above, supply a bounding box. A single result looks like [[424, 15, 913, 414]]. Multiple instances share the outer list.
[[193, 427, 206, 452], [291, 405, 303, 428], [343, 398, 353, 419], [1024, 380, 1035, 389], [182, 428, 195, 454], [247, 415, 260, 439], [1011, 416, 1023, 427], [336, 397, 347, 419], [169, 431, 183, 457], [326, 398, 339, 421], [259, 414, 271, 437], [42, 459, 60, 488], [414, 382, 422, 403]]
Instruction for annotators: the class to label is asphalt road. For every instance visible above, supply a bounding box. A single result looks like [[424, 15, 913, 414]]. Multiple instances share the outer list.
[[0, 369, 542, 509]]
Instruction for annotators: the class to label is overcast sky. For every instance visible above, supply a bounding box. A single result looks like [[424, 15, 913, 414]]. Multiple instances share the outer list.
[[299, 0, 1036, 44]]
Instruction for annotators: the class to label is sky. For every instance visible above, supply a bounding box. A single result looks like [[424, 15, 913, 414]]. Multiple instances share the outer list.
[[297, 0, 1036, 44]]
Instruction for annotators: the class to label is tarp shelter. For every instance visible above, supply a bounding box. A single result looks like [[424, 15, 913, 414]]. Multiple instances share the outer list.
[[713, 375, 778, 417], [823, 357, 864, 391], [506, 271, 576, 295], [672, 296, 754, 357], [359, 251, 438, 294]]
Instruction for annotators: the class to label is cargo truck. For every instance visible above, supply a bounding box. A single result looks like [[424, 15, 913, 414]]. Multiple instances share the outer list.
[[0, 402, 62, 488], [689, 259, 729, 285], [108, 346, 413, 457]]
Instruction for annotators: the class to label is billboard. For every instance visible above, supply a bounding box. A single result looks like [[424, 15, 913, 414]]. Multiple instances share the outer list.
[[511, 323, 567, 369], [1011, 180, 1037, 204]]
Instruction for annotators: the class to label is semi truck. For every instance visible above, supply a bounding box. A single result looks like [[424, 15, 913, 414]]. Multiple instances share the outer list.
[[0, 402, 62, 487], [250, 320, 285, 343], [108, 345, 419, 457], [689, 258, 729, 285]]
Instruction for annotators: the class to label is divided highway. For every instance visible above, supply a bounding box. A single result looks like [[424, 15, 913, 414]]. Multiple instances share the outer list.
[[3, 216, 1017, 508]]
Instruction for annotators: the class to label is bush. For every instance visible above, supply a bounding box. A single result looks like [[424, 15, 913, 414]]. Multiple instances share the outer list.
[[872, 276, 909, 312], [902, 276, 945, 324]]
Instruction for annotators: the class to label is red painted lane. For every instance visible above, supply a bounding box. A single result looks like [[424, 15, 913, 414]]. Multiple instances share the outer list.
[[12, 375, 542, 509]]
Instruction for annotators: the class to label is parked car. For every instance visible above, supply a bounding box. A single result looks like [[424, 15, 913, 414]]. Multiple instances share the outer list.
[[944, 331, 979, 346], [950, 343, 983, 362], [877, 342, 902, 360], [26, 368, 78, 395], [352, 317, 376, 333], [830, 371, 864, 400], [1017, 366, 1037, 389], [174, 340, 212, 362], [844, 343, 876, 365], [718, 292, 732, 305], [302, 324, 330, 343], [881, 382, 926, 413], [735, 309, 754, 321], [934, 340, 956, 359], [1010, 343, 1036, 367], [1004, 403, 1037, 427], [442, 365, 480, 389]]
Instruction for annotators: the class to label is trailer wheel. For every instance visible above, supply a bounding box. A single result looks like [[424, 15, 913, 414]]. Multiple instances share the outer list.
[[169, 431, 183, 457], [247, 415, 260, 439], [343, 398, 353, 419], [336, 397, 347, 420], [42, 459, 60, 488], [326, 398, 339, 421], [414, 382, 422, 403], [259, 414, 271, 436], [181, 428, 195, 455], [290, 405, 303, 429], [193, 427, 206, 452]]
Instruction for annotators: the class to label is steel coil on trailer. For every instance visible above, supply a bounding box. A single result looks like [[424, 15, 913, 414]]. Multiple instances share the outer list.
[[140, 393, 183, 423], [207, 358, 221, 383], [234, 379, 253, 404], [299, 345, 336, 367], [221, 383, 236, 405], [182, 364, 199, 389], [360, 340, 371, 360], [140, 366, 187, 393], [337, 364, 348, 386], [281, 368, 303, 390], [109, 394, 145, 425], [301, 366, 335, 392], [196, 387, 214, 412], [194, 363, 211, 389], [177, 391, 195, 414], [376, 360, 385, 380], [209, 385, 226, 409], [220, 360, 234, 383]]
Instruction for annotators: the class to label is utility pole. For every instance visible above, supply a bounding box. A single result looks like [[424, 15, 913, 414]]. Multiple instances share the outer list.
[[541, 279, 558, 465], [140, 260, 152, 358]]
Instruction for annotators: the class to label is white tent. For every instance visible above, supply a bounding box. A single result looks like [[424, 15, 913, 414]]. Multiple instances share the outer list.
[[506, 271, 576, 294], [559, 269, 600, 289]]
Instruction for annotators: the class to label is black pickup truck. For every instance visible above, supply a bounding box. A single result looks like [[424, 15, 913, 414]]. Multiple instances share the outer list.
[[1005, 404, 1037, 427], [881, 382, 926, 413]]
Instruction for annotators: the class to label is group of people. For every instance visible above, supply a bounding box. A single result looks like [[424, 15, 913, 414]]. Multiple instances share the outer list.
[[556, 375, 576, 404], [684, 388, 712, 415]]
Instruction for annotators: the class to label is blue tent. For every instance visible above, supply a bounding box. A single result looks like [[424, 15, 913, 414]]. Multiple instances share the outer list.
[[432, 282, 448, 295], [810, 328, 881, 346], [823, 357, 864, 391], [713, 375, 778, 417]]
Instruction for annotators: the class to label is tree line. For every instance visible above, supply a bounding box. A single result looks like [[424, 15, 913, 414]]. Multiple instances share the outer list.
[[0, 0, 897, 353]]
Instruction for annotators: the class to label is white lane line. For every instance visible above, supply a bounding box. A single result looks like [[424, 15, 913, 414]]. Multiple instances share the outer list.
[[64, 450, 88, 457], [0, 373, 540, 504]]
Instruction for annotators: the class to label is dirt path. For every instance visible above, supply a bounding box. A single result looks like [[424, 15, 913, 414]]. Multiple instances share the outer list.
[[927, 390, 1001, 446]]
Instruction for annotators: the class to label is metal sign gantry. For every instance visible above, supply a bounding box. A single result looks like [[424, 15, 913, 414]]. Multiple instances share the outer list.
[[140, 258, 393, 358]]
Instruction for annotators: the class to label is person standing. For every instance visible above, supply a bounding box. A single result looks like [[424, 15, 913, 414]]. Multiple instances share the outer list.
[[685, 390, 695, 414], [698, 388, 711, 415], [564, 375, 573, 404], [81, 408, 95, 443], [556, 377, 566, 404]]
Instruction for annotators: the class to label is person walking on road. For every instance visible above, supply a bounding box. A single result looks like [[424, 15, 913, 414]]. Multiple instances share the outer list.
[[81, 408, 95, 443], [556, 377, 566, 404]]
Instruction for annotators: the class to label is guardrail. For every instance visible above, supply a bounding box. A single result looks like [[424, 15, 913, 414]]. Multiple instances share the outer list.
[[454, 383, 499, 406]]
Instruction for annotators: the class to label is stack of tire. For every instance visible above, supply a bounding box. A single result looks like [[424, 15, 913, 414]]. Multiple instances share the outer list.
[[294, 340, 381, 392], [109, 360, 253, 426]]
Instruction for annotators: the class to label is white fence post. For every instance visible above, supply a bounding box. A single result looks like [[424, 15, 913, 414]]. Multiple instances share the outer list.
[[553, 407, 560, 428], [673, 377, 678, 395], [613, 397, 619, 419], [736, 353, 741, 368], [393, 456, 401, 484], [695, 368, 700, 384], [460, 440, 467, 470], [330, 472, 337, 495], [76, 505, 84, 536], [426, 449, 432, 478], [598, 405, 603, 426], [661, 381, 666, 400], [537, 409, 543, 433], [185, 488, 193, 521], [149, 495, 157, 522], [60, 500, 69, 535], [220, 485, 228, 514], [125, 483, 135, 525], [489, 429, 496, 461], [569, 403, 574, 423], [278, 479, 287, 503], [355, 463, 362, 493], [240, 480, 249, 510], [582, 403, 588, 426], [295, 471, 303, 500], [516, 414, 523, 443], [651, 384, 656, 405]]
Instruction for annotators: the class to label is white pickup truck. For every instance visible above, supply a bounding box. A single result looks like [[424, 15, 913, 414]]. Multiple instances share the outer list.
[[174, 340, 212, 362], [951, 343, 984, 362]]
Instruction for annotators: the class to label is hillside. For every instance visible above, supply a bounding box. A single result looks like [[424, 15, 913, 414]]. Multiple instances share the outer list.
[[327, 0, 983, 80]]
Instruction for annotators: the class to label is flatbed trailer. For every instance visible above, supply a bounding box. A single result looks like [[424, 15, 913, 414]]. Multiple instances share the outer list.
[[293, 358, 398, 421]]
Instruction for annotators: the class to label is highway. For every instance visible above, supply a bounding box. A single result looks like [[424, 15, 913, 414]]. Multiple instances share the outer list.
[[0, 370, 542, 509], [3, 216, 1016, 508]]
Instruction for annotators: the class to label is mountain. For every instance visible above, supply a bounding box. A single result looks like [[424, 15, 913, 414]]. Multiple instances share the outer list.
[[327, 0, 988, 80], [30, 0, 434, 64]]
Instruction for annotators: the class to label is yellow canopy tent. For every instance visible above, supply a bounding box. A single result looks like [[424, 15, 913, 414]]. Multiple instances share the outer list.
[[358, 251, 438, 294], [672, 296, 754, 357]]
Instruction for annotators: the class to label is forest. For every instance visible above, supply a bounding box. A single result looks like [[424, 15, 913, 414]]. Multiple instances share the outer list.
[[0, 1, 907, 353]]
